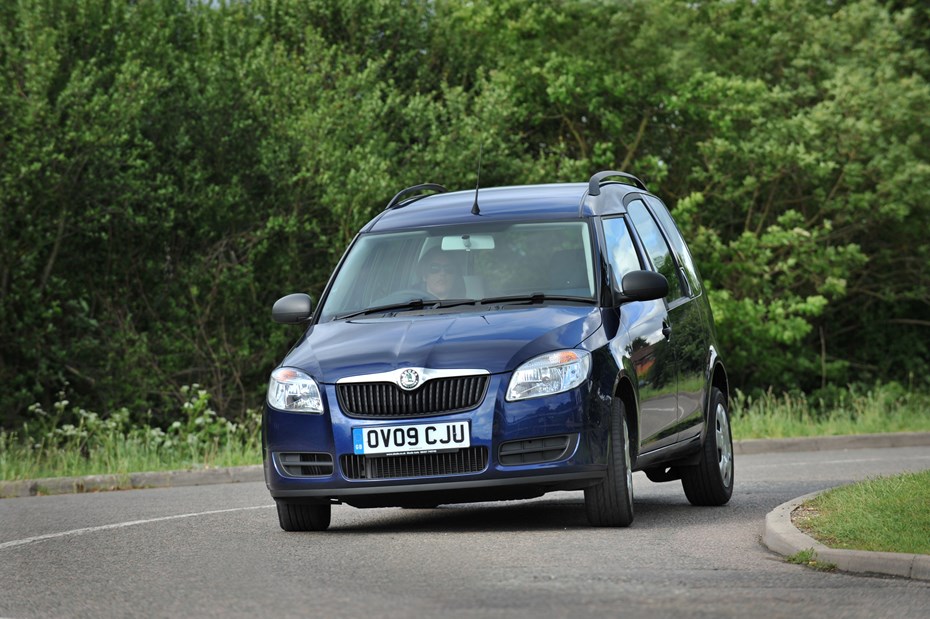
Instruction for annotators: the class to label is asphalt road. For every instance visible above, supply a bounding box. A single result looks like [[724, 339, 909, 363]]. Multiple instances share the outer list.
[[2, 446, 929, 619]]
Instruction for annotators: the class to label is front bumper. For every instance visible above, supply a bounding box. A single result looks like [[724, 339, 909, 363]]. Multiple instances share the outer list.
[[263, 374, 610, 506]]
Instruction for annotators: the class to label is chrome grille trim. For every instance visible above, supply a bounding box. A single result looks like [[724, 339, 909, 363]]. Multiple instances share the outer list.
[[337, 367, 488, 385], [337, 375, 489, 418]]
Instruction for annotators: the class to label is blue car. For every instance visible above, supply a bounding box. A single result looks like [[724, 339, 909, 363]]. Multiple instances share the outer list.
[[264, 171, 733, 530]]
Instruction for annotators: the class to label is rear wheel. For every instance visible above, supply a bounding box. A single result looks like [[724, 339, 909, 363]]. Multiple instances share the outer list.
[[276, 500, 332, 531], [584, 400, 634, 527], [681, 387, 734, 506]]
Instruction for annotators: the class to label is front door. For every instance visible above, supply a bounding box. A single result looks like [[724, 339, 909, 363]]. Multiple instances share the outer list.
[[625, 199, 698, 445], [602, 215, 678, 451]]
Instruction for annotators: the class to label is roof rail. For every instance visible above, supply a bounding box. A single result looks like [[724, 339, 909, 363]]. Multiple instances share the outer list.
[[385, 183, 448, 210], [587, 170, 647, 195]]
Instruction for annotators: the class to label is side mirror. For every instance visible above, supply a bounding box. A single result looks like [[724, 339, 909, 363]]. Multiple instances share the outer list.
[[272, 293, 313, 324], [616, 270, 668, 303]]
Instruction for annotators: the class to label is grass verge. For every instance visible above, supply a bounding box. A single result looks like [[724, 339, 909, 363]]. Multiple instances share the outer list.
[[730, 381, 930, 440], [793, 470, 930, 555], [2, 381, 928, 482], [0, 386, 261, 481]]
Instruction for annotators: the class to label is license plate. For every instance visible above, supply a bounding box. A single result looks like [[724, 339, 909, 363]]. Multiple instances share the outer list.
[[353, 421, 470, 455]]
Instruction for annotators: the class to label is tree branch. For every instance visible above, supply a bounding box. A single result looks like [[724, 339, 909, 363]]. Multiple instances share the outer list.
[[39, 208, 68, 294], [620, 112, 650, 170]]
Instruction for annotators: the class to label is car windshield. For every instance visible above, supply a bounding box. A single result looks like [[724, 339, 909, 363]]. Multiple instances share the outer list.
[[318, 221, 596, 322]]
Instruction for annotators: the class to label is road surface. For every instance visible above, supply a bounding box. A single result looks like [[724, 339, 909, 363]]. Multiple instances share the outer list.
[[2, 446, 929, 618]]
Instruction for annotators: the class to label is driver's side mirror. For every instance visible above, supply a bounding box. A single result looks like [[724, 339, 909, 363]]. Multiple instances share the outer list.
[[272, 293, 314, 324], [616, 270, 669, 303]]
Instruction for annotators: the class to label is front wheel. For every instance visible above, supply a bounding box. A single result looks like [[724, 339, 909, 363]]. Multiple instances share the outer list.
[[681, 387, 734, 506], [584, 400, 634, 527], [276, 500, 332, 531]]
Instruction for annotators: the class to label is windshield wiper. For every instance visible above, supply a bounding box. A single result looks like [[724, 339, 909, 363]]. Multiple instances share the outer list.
[[335, 299, 433, 320], [336, 297, 486, 320], [335, 294, 592, 320], [478, 293, 596, 305], [432, 298, 479, 308]]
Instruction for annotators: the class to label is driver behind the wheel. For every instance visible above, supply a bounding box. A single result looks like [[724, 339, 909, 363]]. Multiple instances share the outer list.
[[418, 247, 465, 299]]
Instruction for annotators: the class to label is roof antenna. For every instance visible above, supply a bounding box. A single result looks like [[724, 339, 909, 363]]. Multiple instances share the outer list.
[[471, 140, 483, 215]]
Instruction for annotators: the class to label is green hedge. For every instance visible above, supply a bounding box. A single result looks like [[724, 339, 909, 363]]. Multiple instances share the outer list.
[[2, 0, 929, 426]]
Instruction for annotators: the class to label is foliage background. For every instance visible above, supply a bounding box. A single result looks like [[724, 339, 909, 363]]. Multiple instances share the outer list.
[[2, 0, 928, 428]]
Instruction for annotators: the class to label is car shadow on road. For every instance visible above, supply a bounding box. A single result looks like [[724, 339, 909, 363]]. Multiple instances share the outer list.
[[321, 493, 729, 534]]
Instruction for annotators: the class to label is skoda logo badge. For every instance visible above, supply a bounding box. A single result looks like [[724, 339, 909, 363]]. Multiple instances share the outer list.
[[398, 369, 420, 391]]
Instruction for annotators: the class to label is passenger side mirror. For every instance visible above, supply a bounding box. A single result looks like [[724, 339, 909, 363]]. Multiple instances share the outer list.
[[272, 293, 314, 324], [616, 270, 668, 303]]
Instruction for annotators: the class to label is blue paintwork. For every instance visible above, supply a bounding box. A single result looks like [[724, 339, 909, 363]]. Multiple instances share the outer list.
[[263, 179, 726, 509], [364, 181, 643, 232], [283, 306, 602, 381], [365, 184, 590, 232], [265, 305, 619, 499]]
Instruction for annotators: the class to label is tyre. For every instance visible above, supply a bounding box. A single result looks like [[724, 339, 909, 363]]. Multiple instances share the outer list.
[[276, 500, 332, 531], [584, 400, 634, 527], [681, 387, 734, 506]]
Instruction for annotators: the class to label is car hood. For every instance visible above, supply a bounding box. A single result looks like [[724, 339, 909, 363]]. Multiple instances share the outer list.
[[283, 306, 603, 382]]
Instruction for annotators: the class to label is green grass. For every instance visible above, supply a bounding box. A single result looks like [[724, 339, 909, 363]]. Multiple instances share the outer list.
[[785, 548, 837, 571], [0, 386, 261, 482], [2, 381, 929, 482], [794, 470, 930, 555], [0, 434, 261, 481], [730, 382, 930, 440]]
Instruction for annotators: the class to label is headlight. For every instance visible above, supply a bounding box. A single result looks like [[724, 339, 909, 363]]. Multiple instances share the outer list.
[[506, 350, 592, 401], [267, 367, 324, 413]]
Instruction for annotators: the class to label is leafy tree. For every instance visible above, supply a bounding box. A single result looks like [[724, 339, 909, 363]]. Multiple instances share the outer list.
[[668, 0, 930, 390], [1, 0, 928, 429]]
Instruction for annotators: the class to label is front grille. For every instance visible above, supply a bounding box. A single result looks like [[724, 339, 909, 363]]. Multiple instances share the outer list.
[[499, 435, 574, 466], [337, 375, 488, 418], [341, 447, 488, 480], [276, 452, 334, 478]]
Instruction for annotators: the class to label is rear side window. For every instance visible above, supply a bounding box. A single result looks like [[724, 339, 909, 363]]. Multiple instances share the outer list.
[[626, 200, 686, 304], [644, 195, 702, 296]]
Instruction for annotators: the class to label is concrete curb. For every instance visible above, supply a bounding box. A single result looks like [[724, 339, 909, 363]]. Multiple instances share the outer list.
[[763, 490, 930, 582], [0, 465, 263, 499], [734, 431, 930, 454]]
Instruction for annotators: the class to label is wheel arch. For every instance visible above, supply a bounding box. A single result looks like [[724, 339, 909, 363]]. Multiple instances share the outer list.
[[699, 354, 729, 445], [614, 375, 639, 462], [710, 357, 729, 408]]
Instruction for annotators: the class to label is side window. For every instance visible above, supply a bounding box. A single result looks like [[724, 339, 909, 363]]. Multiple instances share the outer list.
[[644, 195, 702, 296], [627, 200, 686, 303], [601, 217, 642, 291]]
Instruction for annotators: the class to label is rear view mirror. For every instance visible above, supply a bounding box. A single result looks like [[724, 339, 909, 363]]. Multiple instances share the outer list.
[[617, 270, 668, 303], [272, 293, 313, 324], [441, 234, 495, 251]]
